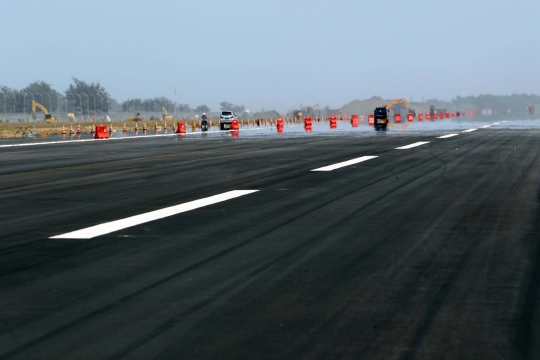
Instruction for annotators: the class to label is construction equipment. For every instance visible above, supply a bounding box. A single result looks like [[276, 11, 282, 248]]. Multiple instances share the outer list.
[[128, 113, 142, 122], [67, 113, 75, 122], [304, 103, 320, 117], [162, 107, 172, 121], [386, 99, 416, 118], [292, 109, 303, 121], [32, 100, 58, 123]]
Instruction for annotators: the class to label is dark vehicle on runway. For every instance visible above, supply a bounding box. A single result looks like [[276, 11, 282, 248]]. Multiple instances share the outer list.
[[374, 107, 388, 131]]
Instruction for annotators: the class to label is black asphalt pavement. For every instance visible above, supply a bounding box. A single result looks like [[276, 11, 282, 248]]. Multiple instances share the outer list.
[[1, 121, 540, 359]]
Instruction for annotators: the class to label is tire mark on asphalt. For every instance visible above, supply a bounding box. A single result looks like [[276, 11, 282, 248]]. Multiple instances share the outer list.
[[0, 134, 499, 358]]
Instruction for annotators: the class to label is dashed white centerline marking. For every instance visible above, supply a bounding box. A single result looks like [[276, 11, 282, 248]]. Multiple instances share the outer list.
[[395, 142, 430, 150], [311, 156, 378, 171], [481, 125, 491, 128], [50, 190, 258, 239], [462, 129, 477, 133], [437, 134, 459, 139], [493, 123, 500, 125]]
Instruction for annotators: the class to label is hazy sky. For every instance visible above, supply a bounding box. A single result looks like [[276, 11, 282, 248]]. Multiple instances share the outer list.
[[1, 0, 538, 110]]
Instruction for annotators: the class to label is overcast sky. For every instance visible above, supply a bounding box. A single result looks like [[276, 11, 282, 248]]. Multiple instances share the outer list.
[[1, 0, 538, 111]]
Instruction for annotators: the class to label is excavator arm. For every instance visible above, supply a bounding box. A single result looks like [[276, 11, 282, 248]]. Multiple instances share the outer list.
[[385, 99, 410, 111], [32, 100, 57, 122], [32, 100, 50, 115]]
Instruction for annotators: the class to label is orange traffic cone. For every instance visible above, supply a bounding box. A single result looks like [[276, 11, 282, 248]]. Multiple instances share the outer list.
[[61, 125, 66, 135], [76, 123, 81, 134], [123, 122, 127, 132], [143, 123, 147, 131], [109, 123, 113, 134], [91, 124, 95, 133], [69, 124, 74, 135], [154, 121, 158, 130], [163, 121, 167, 132], [134, 122, 139, 131]]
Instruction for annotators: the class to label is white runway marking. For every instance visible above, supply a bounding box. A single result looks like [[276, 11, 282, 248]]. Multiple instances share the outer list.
[[311, 156, 378, 171], [481, 125, 491, 128], [493, 123, 500, 125], [437, 134, 459, 139], [462, 129, 477, 133], [50, 190, 258, 239], [0, 127, 263, 148], [395, 142, 430, 150]]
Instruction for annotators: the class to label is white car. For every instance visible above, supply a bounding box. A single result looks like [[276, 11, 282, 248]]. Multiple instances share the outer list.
[[219, 111, 236, 130]]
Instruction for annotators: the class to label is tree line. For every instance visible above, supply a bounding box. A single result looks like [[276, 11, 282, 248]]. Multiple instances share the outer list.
[[0, 78, 247, 117], [424, 94, 540, 114]]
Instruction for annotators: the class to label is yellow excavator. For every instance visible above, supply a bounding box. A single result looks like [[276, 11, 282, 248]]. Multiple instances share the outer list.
[[128, 113, 142, 121], [386, 98, 415, 117], [292, 109, 303, 121], [162, 107, 172, 121], [32, 100, 58, 123]]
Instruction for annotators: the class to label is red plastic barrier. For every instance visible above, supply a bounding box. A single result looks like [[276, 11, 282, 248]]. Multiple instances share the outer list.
[[351, 114, 359, 127], [330, 116, 337, 125], [304, 117, 312, 126], [231, 120, 239, 130], [304, 124, 312, 132], [456, 111, 461, 117], [434, 113, 439, 120], [446, 111, 450, 118], [176, 122, 186, 134], [407, 113, 413, 122], [418, 113, 423, 122], [276, 118, 284, 131], [368, 114, 374, 126], [426, 113, 431, 120], [394, 113, 402, 124], [231, 130, 239, 138], [440, 112, 445, 119], [94, 125, 109, 139]]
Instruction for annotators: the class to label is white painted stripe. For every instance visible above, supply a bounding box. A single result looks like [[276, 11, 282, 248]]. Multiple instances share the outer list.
[[437, 134, 459, 139], [50, 190, 258, 239], [311, 156, 378, 172], [462, 129, 477, 133], [0, 127, 264, 149], [481, 125, 491, 128], [493, 122, 500, 125], [395, 142, 430, 150]]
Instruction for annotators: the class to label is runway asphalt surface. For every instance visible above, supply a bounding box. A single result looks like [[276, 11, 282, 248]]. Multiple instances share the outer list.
[[1, 119, 540, 359]]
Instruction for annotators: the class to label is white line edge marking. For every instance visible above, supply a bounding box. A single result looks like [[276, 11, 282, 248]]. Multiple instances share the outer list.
[[462, 129, 477, 133], [394, 141, 430, 150], [437, 134, 459, 139], [0, 127, 264, 149], [481, 125, 491, 128], [50, 190, 258, 239], [311, 156, 378, 172]]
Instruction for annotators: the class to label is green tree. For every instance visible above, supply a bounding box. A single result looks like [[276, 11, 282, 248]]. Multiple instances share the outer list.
[[65, 77, 111, 115], [195, 105, 210, 113], [22, 81, 61, 113], [220, 101, 244, 114]]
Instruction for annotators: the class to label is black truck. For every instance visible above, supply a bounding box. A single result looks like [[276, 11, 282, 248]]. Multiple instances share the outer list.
[[374, 107, 388, 131]]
